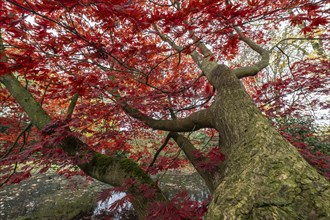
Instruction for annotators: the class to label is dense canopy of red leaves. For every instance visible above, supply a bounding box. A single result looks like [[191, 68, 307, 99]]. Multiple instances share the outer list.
[[1, 0, 329, 218]]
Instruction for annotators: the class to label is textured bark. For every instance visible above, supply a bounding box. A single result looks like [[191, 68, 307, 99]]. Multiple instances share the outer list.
[[205, 65, 330, 219]]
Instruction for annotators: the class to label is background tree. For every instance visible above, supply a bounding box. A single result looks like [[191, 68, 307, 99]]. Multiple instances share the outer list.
[[1, 0, 330, 219], [242, 21, 330, 181]]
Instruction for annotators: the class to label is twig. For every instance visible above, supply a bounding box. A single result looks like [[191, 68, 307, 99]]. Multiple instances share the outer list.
[[270, 37, 330, 52], [149, 132, 173, 168], [0, 123, 32, 159], [0, 162, 18, 187]]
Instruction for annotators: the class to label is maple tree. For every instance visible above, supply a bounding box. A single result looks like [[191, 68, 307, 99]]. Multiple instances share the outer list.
[[1, 0, 330, 219]]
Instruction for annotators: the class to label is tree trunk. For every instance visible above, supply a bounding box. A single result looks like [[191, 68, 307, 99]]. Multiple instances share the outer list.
[[206, 66, 330, 219]]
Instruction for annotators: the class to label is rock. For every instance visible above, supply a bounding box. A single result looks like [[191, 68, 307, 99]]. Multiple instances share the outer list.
[[0, 169, 210, 220], [0, 171, 110, 220]]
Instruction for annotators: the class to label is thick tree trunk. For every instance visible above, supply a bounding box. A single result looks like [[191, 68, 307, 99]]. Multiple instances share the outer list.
[[206, 66, 330, 219]]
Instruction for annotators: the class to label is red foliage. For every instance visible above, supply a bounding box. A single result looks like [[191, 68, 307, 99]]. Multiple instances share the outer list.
[[193, 147, 225, 172], [147, 191, 209, 220], [0, 0, 329, 218]]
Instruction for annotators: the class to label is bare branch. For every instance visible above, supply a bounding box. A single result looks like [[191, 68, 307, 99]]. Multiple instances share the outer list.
[[232, 27, 270, 79]]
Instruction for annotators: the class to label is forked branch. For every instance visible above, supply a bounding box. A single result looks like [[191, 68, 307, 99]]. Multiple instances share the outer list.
[[153, 23, 219, 79], [0, 32, 166, 218]]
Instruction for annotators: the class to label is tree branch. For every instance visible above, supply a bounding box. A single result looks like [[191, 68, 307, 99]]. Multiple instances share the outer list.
[[149, 132, 172, 168], [117, 96, 213, 131], [232, 27, 270, 79], [65, 93, 79, 119], [152, 24, 183, 52], [0, 72, 166, 217], [152, 23, 219, 83], [0, 30, 51, 129], [189, 33, 213, 58], [270, 37, 330, 52], [0, 123, 32, 159], [0, 74, 52, 129], [181, 17, 213, 59], [148, 130, 215, 192], [170, 132, 215, 192], [0, 73, 156, 184], [0, 162, 18, 187], [147, 104, 216, 191]]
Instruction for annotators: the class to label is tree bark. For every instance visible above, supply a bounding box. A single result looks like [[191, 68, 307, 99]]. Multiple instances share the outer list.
[[205, 65, 330, 219]]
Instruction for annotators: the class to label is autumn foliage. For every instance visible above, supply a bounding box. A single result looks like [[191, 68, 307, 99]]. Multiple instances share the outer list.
[[1, 0, 329, 218]]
